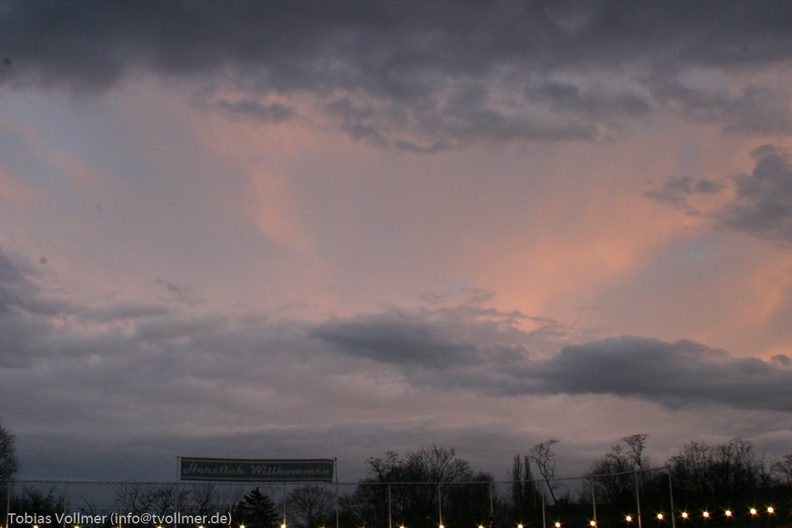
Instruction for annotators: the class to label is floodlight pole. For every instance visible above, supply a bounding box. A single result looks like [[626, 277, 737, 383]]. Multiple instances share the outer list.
[[62, 483, 68, 528], [438, 484, 443, 526], [489, 481, 494, 525], [5, 478, 12, 528], [634, 469, 642, 528], [335, 459, 340, 528], [590, 477, 597, 527], [283, 483, 287, 528], [335, 484, 339, 528]]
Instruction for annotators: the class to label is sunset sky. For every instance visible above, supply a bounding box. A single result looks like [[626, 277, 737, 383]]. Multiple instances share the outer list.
[[1, 1, 791, 484]]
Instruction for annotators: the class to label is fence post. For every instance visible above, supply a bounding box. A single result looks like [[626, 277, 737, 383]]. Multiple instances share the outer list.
[[438, 484, 443, 527], [62, 483, 68, 528], [282, 483, 287, 528], [667, 470, 675, 528], [335, 481, 339, 528], [489, 481, 494, 528]]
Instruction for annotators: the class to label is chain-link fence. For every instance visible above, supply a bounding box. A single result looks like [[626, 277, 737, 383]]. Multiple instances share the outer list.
[[3, 471, 789, 528]]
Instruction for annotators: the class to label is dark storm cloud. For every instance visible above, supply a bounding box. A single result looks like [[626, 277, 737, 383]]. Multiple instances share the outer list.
[[306, 304, 565, 380], [525, 81, 652, 120], [311, 314, 482, 368], [311, 310, 792, 413], [4, 1, 792, 89], [0, 248, 38, 313], [0, 248, 76, 368], [717, 144, 792, 244], [650, 80, 792, 136], [647, 144, 792, 245], [771, 354, 791, 366], [3, 1, 792, 147], [0, 248, 68, 317], [643, 175, 725, 213], [211, 99, 296, 123], [0, 248, 170, 367], [523, 336, 792, 412]]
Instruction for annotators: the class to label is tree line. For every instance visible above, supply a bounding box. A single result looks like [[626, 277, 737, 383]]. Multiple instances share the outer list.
[[2, 421, 791, 528]]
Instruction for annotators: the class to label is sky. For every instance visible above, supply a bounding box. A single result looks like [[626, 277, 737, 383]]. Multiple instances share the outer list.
[[1, 1, 792, 485]]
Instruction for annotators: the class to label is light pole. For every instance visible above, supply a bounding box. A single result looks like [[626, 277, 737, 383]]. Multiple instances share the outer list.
[[634, 469, 643, 528]]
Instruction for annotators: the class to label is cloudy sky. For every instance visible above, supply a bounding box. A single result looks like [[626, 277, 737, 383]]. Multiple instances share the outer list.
[[1, 1, 792, 484]]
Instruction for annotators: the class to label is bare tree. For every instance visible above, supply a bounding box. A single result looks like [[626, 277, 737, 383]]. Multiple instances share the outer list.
[[509, 454, 541, 523], [11, 487, 66, 521], [669, 437, 772, 507], [287, 485, 335, 528], [191, 484, 221, 516], [357, 445, 478, 528], [587, 446, 632, 496], [622, 434, 649, 472], [115, 483, 191, 520], [528, 439, 560, 504], [403, 444, 471, 484], [772, 451, 792, 486], [1, 419, 18, 481], [1, 419, 18, 520]]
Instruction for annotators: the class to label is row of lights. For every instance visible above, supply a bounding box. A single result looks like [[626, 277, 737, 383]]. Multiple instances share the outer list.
[[414, 511, 781, 528], [657, 506, 776, 521], [266, 511, 782, 528], [29, 510, 781, 528], [539, 507, 779, 528], [32, 524, 288, 528], [424, 509, 781, 528]]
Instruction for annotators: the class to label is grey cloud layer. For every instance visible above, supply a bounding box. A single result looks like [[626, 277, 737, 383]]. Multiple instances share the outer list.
[[5, 246, 792, 421], [3, 247, 792, 480], [3, 1, 792, 147], [3, 248, 791, 421]]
